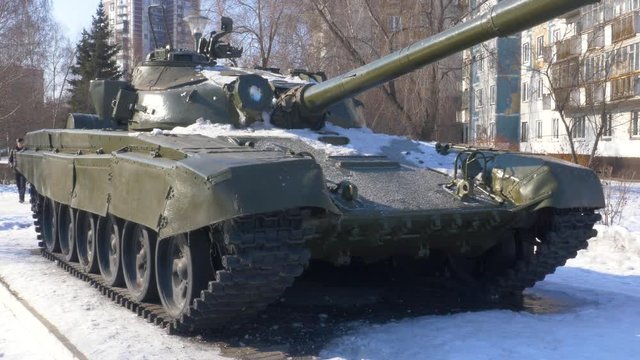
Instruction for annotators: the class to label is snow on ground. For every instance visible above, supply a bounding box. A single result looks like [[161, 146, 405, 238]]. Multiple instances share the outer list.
[[0, 141, 639, 359], [0, 187, 226, 360], [320, 230, 640, 359]]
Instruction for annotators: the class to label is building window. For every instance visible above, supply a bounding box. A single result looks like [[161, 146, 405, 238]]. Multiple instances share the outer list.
[[475, 124, 483, 140], [572, 116, 586, 138], [553, 29, 561, 43], [521, 122, 529, 142], [553, 118, 560, 138], [537, 78, 544, 99], [536, 120, 543, 139], [536, 36, 544, 58], [602, 113, 613, 137], [523, 42, 530, 64], [631, 111, 640, 137], [490, 85, 496, 105], [475, 89, 483, 109], [522, 81, 529, 102], [476, 53, 484, 72], [388, 16, 401, 32]]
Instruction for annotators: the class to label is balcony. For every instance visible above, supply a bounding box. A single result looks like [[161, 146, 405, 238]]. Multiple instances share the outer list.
[[612, 11, 640, 43], [460, 90, 469, 110], [556, 36, 581, 61], [543, 94, 553, 110], [456, 110, 469, 124], [585, 83, 605, 105], [540, 45, 553, 62], [612, 59, 634, 78], [558, 8, 580, 21], [610, 75, 638, 101], [551, 58, 580, 89], [586, 27, 604, 50], [115, 20, 129, 33]]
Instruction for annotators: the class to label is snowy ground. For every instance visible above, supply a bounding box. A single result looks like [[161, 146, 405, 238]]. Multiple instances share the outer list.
[[0, 126, 639, 358], [1, 186, 639, 360]]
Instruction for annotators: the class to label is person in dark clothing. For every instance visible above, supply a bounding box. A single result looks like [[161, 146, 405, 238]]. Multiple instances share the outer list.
[[8, 138, 27, 203]]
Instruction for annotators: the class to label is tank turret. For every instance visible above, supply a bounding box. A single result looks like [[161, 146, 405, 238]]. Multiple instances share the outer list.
[[71, 0, 597, 132]]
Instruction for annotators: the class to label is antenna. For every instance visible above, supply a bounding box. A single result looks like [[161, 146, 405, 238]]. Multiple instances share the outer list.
[[148, 5, 173, 49]]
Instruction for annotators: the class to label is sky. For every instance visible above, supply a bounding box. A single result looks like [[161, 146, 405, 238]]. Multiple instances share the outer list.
[[52, 0, 101, 40]]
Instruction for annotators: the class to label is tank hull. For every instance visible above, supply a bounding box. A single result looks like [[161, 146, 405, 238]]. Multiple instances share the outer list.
[[18, 129, 604, 262]]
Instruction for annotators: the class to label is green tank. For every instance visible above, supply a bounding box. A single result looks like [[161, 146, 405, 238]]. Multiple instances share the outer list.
[[17, 0, 603, 332]]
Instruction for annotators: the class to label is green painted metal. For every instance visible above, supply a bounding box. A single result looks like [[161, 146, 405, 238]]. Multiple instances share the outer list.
[[20, 130, 337, 239]]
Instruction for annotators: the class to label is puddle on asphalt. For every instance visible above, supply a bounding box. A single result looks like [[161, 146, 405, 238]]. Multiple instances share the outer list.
[[522, 288, 593, 314]]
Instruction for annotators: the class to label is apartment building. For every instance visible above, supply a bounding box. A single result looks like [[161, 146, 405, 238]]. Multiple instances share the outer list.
[[523, 1, 640, 175], [103, 0, 200, 74], [460, 0, 640, 177], [459, 0, 522, 149], [519, 20, 569, 154]]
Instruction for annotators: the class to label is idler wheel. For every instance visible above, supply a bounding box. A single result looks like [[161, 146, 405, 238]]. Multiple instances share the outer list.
[[42, 198, 59, 252], [76, 211, 99, 273], [58, 205, 77, 262], [122, 223, 158, 301], [96, 215, 124, 286], [156, 232, 211, 319]]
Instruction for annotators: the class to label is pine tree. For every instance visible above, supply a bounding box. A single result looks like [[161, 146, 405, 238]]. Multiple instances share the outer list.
[[67, 1, 121, 113]]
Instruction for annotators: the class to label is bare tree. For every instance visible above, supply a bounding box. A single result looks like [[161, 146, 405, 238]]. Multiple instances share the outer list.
[[307, 0, 463, 140], [532, 22, 622, 168], [202, 0, 309, 68], [0, 0, 67, 148]]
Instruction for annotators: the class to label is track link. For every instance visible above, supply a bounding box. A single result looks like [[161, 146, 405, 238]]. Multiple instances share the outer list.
[[176, 212, 311, 331], [486, 208, 601, 297], [31, 188, 311, 333]]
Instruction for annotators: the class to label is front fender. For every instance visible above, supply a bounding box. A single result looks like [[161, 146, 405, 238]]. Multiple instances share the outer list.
[[156, 154, 338, 239], [489, 153, 605, 210]]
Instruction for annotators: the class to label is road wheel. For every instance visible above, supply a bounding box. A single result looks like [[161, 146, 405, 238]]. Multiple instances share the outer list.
[[42, 198, 59, 252], [447, 230, 535, 283], [122, 222, 158, 301], [76, 211, 99, 273], [156, 231, 211, 319], [58, 205, 77, 262], [96, 215, 124, 286]]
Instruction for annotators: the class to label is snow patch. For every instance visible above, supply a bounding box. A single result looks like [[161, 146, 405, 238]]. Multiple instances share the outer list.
[[169, 121, 457, 175]]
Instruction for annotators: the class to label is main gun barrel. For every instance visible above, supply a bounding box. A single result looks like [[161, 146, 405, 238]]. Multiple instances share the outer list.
[[300, 0, 597, 114]]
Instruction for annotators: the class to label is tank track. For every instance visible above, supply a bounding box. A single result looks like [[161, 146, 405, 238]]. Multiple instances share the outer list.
[[29, 186, 600, 329], [30, 190, 310, 333], [484, 209, 601, 298]]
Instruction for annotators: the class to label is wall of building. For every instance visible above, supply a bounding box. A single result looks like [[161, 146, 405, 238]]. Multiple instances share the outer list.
[[461, 0, 521, 149], [459, 0, 640, 178], [524, 1, 640, 177], [104, 0, 200, 75]]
